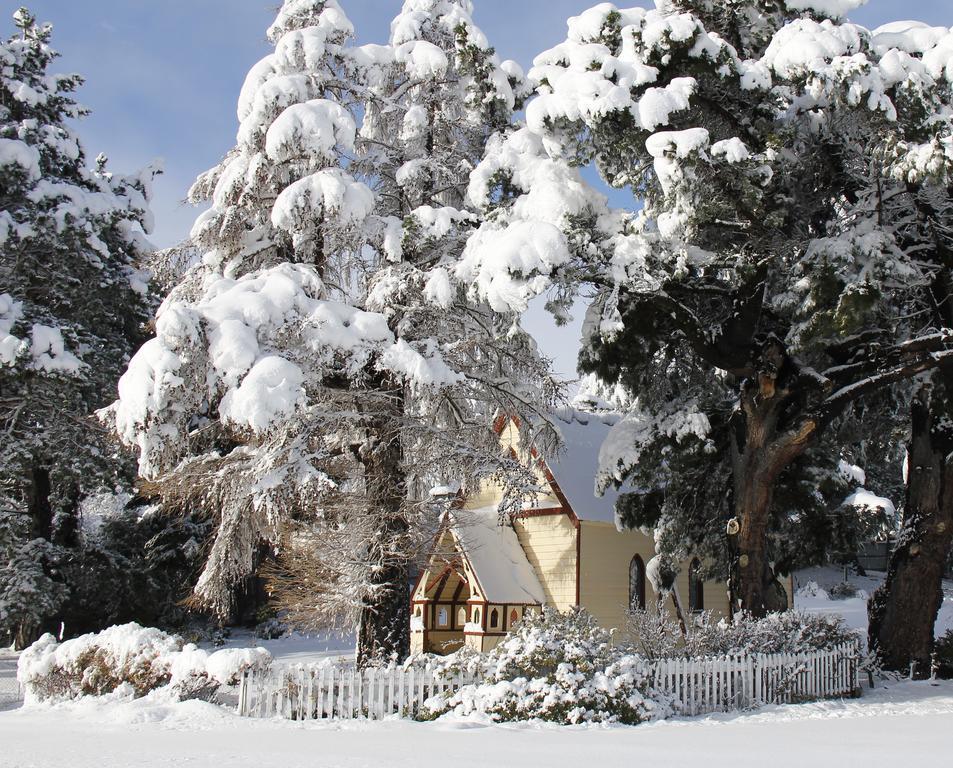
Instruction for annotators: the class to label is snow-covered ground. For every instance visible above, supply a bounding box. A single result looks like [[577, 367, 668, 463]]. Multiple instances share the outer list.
[[3, 568, 953, 767], [206, 629, 356, 665], [0, 648, 19, 711], [793, 566, 953, 641], [1, 679, 952, 768]]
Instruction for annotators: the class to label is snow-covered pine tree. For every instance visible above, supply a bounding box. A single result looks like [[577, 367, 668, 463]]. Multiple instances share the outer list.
[[863, 23, 953, 674], [106, 0, 555, 665], [347, 0, 553, 661], [455, 0, 953, 615], [0, 7, 156, 648], [105, 0, 393, 631]]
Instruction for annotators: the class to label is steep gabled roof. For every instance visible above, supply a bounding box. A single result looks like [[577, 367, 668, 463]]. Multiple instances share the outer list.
[[450, 506, 546, 604], [513, 407, 623, 525]]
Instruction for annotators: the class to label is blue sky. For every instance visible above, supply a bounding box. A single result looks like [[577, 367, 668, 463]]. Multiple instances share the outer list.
[[13, 0, 952, 378]]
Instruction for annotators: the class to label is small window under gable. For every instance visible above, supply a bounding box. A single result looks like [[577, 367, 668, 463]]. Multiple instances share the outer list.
[[437, 606, 448, 627]]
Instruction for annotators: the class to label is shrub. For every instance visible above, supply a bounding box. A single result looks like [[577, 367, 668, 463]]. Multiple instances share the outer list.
[[17, 624, 182, 702], [423, 608, 666, 725], [935, 630, 953, 679], [624, 608, 858, 660], [17, 622, 272, 703], [827, 581, 859, 600]]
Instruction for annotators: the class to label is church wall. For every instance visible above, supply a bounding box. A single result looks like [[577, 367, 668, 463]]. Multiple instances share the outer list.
[[579, 520, 733, 635], [512, 513, 578, 611], [578, 520, 658, 632]]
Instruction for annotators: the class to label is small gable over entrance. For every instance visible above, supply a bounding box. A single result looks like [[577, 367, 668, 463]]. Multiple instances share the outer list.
[[410, 507, 544, 654]]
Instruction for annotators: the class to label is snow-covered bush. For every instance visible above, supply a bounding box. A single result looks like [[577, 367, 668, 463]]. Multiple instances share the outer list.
[[204, 647, 273, 687], [625, 608, 858, 660], [827, 581, 859, 600], [796, 581, 829, 600], [934, 631, 953, 679], [254, 617, 288, 640], [423, 608, 665, 725], [16, 622, 272, 703], [17, 624, 183, 702]]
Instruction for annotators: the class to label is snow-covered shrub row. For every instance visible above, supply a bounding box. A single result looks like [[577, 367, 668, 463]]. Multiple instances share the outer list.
[[422, 609, 667, 725], [934, 631, 953, 679], [16, 623, 271, 704], [625, 608, 858, 661]]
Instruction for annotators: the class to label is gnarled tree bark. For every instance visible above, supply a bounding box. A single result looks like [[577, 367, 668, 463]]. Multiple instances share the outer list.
[[868, 380, 953, 677], [730, 339, 815, 616]]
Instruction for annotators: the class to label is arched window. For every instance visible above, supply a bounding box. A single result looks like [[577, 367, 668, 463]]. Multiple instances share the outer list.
[[473, 608, 480, 624], [457, 607, 467, 626], [437, 607, 448, 627], [510, 609, 519, 626], [688, 558, 704, 613], [490, 608, 499, 628], [629, 555, 646, 611]]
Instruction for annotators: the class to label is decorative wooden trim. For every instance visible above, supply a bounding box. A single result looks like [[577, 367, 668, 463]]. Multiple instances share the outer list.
[[575, 521, 582, 607], [536, 455, 580, 528], [513, 506, 566, 519], [493, 411, 523, 435], [443, 528, 490, 602], [432, 569, 453, 602], [424, 565, 450, 595], [409, 566, 428, 604], [431, 602, 455, 631], [505, 444, 580, 528]]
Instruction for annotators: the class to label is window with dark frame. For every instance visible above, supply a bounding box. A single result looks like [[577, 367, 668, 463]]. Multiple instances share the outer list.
[[629, 555, 646, 611], [688, 558, 704, 613]]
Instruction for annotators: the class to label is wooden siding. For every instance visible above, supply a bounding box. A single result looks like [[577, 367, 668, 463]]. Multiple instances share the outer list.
[[578, 520, 657, 630], [512, 513, 578, 611], [463, 421, 561, 511], [578, 520, 732, 633], [673, 556, 732, 621]]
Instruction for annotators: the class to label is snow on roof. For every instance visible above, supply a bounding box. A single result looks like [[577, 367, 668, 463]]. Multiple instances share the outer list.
[[843, 488, 896, 518], [450, 507, 546, 605], [538, 406, 622, 524]]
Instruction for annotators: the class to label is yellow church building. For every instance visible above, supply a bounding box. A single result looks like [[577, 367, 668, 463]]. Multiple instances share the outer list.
[[410, 410, 733, 655]]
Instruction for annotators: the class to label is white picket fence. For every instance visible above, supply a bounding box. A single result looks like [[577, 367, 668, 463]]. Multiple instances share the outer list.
[[238, 663, 479, 720], [237, 643, 859, 721], [650, 643, 859, 715]]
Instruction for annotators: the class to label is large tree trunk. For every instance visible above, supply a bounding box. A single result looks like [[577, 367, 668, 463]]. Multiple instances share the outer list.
[[27, 463, 53, 542], [868, 382, 953, 677], [355, 381, 410, 668], [14, 462, 55, 648], [730, 341, 814, 616]]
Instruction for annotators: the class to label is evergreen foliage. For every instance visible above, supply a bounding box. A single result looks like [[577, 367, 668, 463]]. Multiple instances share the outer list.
[[0, 7, 156, 647], [105, 0, 556, 665], [453, 0, 953, 614]]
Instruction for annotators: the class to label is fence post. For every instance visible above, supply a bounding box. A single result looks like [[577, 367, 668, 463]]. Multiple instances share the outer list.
[[237, 671, 247, 716], [753, 654, 760, 706]]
